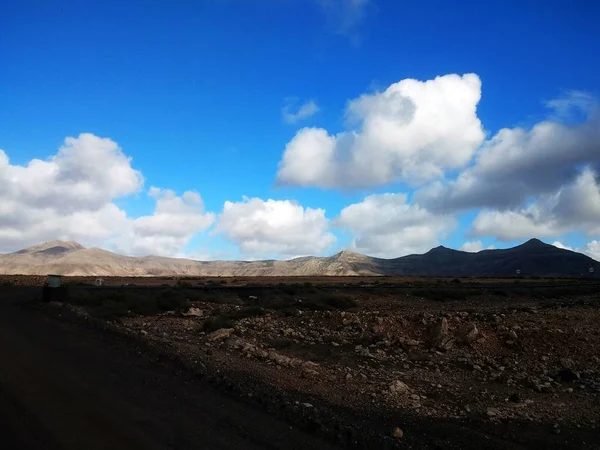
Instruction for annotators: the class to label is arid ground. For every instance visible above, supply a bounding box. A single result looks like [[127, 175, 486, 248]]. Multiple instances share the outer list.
[[1, 275, 599, 449]]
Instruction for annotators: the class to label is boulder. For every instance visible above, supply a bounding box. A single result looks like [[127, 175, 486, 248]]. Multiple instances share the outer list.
[[460, 323, 479, 343], [428, 317, 450, 348]]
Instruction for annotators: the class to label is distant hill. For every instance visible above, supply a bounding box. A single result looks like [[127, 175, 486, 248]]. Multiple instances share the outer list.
[[0, 238, 597, 277]]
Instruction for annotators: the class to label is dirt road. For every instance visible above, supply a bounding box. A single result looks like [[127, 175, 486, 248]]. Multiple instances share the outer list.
[[0, 299, 340, 450]]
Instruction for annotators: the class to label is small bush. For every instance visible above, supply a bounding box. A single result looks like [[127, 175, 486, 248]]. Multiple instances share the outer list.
[[267, 338, 292, 349], [69, 289, 102, 307], [525, 285, 599, 299], [278, 307, 300, 317], [92, 299, 131, 320], [302, 295, 358, 311], [67, 287, 189, 319], [228, 305, 266, 320], [156, 288, 189, 312], [491, 289, 509, 297], [279, 284, 300, 296], [411, 288, 475, 301], [203, 315, 234, 333]]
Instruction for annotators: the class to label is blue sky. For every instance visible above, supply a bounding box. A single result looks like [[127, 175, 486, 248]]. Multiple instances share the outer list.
[[1, 0, 600, 260]]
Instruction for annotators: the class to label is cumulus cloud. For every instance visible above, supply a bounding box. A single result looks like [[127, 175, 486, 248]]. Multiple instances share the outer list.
[[459, 240, 496, 252], [582, 241, 600, 261], [460, 241, 483, 252], [277, 73, 484, 189], [112, 188, 215, 257], [553, 241, 600, 262], [335, 193, 456, 257], [552, 241, 573, 251], [0, 134, 213, 256], [0, 133, 143, 216], [282, 99, 320, 124], [216, 197, 335, 258], [469, 168, 600, 241], [418, 92, 600, 213]]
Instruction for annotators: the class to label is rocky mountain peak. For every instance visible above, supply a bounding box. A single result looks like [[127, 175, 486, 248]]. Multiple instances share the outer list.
[[15, 240, 85, 255], [333, 250, 368, 261]]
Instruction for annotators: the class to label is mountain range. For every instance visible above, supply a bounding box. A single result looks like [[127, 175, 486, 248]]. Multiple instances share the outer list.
[[0, 239, 597, 278]]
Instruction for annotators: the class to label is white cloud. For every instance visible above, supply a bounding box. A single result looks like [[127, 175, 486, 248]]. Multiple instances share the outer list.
[[277, 73, 484, 189], [582, 241, 600, 261], [282, 99, 320, 124], [460, 240, 496, 252], [216, 197, 335, 258], [335, 193, 456, 257], [552, 241, 573, 251], [316, 0, 370, 37], [111, 188, 215, 257], [546, 90, 597, 119], [0, 133, 143, 215], [470, 168, 600, 241], [553, 240, 600, 262], [460, 241, 483, 252], [418, 92, 600, 213], [0, 134, 213, 256]]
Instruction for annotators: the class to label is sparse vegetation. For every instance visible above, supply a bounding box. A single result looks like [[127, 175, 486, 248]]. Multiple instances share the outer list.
[[300, 294, 358, 311], [66, 287, 189, 319], [491, 289, 509, 297], [411, 288, 478, 301], [176, 279, 193, 288], [228, 305, 266, 320], [203, 315, 234, 333]]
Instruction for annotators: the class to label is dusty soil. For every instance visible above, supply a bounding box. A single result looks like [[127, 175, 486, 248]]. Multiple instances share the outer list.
[[2, 277, 600, 449]]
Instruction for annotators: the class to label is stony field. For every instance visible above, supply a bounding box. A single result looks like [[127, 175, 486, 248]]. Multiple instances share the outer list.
[[4, 275, 600, 448]]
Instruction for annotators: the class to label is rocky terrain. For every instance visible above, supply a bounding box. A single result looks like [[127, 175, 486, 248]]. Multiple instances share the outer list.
[[1, 238, 598, 277], [46, 278, 600, 448]]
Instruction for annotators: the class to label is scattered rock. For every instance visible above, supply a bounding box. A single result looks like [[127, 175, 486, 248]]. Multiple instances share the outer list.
[[208, 328, 234, 341], [302, 361, 320, 376], [486, 407, 500, 417], [183, 307, 203, 317], [426, 317, 455, 350], [389, 380, 411, 395], [460, 323, 479, 343], [561, 358, 574, 369], [428, 318, 449, 346], [391, 427, 404, 439]]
